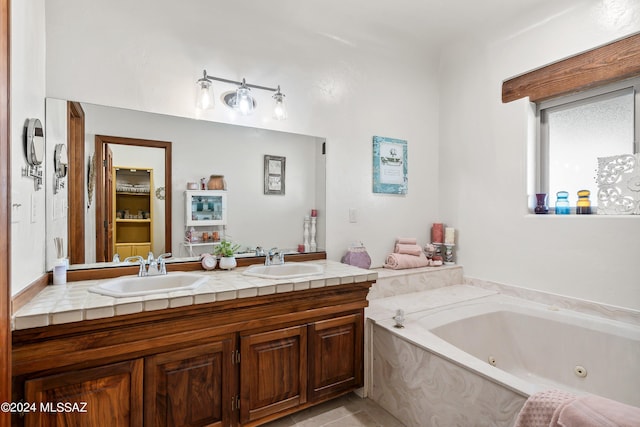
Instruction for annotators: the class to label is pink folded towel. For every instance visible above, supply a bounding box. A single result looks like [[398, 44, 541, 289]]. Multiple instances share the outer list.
[[515, 389, 640, 427], [394, 243, 423, 256], [384, 252, 430, 269], [395, 237, 417, 245], [515, 389, 576, 427], [555, 395, 640, 427]]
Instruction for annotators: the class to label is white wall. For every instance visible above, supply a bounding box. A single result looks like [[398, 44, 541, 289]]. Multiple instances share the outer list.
[[11, 0, 47, 296], [19, 0, 638, 312], [43, 0, 440, 270], [438, 0, 640, 310]]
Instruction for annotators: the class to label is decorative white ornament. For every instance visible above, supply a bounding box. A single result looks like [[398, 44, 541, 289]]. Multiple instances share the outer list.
[[303, 216, 310, 252], [597, 153, 640, 214], [310, 217, 317, 252]]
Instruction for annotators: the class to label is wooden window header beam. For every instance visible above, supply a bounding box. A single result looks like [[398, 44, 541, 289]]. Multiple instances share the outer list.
[[502, 32, 640, 103]]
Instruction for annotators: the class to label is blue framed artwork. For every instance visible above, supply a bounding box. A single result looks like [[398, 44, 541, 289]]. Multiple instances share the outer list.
[[372, 136, 408, 194]]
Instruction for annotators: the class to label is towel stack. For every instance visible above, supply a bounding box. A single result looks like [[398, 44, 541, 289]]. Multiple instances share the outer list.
[[383, 238, 431, 270]]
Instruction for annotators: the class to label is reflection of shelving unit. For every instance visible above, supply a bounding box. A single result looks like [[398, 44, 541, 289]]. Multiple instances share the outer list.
[[183, 190, 227, 256], [113, 168, 153, 259]]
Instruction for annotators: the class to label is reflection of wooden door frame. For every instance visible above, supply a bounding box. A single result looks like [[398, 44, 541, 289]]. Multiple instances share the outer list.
[[105, 146, 113, 260], [67, 101, 85, 264], [95, 135, 172, 262], [1, 0, 11, 420]]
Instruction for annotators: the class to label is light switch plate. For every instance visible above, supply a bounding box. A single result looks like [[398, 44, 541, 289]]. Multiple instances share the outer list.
[[11, 191, 20, 223], [349, 208, 357, 223], [31, 193, 37, 223]]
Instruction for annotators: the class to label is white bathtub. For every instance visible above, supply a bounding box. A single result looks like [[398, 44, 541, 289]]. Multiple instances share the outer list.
[[370, 291, 640, 426]]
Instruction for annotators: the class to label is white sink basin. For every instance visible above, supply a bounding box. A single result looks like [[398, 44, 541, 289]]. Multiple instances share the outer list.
[[89, 273, 208, 298], [242, 263, 324, 279]]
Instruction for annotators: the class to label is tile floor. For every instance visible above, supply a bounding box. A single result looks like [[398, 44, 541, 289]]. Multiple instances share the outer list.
[[263, 393, 405, 427]]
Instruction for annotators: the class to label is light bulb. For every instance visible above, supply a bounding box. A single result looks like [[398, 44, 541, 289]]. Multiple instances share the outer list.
[[196, 80, 214, 110], [272, 88, 287, 120], [234, 86, 255, 115]]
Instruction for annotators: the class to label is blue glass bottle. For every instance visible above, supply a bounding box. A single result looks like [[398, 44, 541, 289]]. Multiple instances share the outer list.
[[555, 191, 570, 215]]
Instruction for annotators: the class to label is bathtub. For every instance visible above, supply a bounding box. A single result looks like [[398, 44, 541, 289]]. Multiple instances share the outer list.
[[369, 291, 640, 426]]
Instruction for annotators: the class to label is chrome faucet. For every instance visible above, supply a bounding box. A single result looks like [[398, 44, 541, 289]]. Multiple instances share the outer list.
[[393, 309, 405, 329], [147, 252, 172, 276], [265, 248, 285, 266], [124, 252, 172, 277], [124, 255, 146, 277]]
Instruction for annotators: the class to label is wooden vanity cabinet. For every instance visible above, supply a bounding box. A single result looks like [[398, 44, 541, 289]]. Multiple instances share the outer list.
[[12, 280, 372, 427], [23, 359, 143, 427], [308, 313, 363, 402], [239, 325, 307, 424], [239, 313, 364, 425], [145, 338, 235, 427]]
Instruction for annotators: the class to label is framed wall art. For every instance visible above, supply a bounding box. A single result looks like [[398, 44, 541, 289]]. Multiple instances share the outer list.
[[372, 135, 408, 194], [264, 155, 286, 195]]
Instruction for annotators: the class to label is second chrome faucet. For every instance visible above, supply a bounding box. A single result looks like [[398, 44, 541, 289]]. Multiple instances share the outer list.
[[124, 252, 172, 276], [264, 248, 285, 266]]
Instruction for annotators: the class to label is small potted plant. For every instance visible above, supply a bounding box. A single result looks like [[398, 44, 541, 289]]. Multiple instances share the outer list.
[[214, 240, 240, 270]]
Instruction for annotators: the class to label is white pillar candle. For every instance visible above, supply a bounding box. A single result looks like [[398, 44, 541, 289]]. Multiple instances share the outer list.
[[444, 227, 455, 244]]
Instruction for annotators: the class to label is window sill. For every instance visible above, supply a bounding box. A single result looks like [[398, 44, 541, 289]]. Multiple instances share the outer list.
[[525, 213, 640, 219]]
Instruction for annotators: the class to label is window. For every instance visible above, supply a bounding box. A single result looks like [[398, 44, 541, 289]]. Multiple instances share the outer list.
[[537, 77, 640, 210]]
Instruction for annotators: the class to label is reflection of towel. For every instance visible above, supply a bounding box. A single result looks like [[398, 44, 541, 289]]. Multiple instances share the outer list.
[[384, 252, 430, 269], [395, 237, 417, 245], [516, 389, 640, 427], [394, 243, 423, 256]]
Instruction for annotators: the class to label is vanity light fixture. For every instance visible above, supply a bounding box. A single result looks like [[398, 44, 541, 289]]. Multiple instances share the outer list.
[[196, 70, 288, 120]]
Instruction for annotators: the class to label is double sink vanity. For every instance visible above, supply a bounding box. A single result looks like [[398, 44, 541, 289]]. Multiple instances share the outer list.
[[11, 255, 376, 427]]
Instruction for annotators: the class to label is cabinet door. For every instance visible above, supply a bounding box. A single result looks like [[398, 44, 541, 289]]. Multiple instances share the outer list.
[[185, 191, 227, 226], [24, 359, 143, 427], [131, 243, 151, 258], [240, 325, 307, 424], [145, 338, 235, 427], [114, 244, 133, 260], [308, 313, 363, 402]]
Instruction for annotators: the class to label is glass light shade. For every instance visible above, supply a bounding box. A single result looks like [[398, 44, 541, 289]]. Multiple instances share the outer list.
[[196, 80, 214, 110], [273, 92, 287, 120], [234, 86, 255, 115]]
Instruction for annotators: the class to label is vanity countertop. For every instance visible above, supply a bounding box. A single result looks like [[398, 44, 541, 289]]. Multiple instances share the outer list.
[[12, 260, 377, 331]]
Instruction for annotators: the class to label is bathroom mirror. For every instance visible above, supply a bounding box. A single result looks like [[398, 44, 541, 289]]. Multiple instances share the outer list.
[[44, 98, 327, 270], [25, 118, 45, 166], [53, 143, 68, 178]]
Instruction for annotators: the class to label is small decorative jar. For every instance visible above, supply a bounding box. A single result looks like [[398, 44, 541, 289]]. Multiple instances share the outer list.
[[534, 193, 549, 214], [576, 189, 592, 214], [555, 191, 570, 214], [207, 175, 226, 190]]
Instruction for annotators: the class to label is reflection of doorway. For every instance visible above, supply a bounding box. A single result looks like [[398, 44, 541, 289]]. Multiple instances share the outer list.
[[95, 135, 172, 263]]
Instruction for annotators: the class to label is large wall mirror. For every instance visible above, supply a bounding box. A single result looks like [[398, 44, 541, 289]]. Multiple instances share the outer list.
[[44, 98, 326, 270]]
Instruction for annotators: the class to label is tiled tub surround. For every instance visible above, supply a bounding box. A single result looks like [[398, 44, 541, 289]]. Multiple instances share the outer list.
[[372, 323, 526, 427], [367, 265, 463, 300], [367, 285, 640, 427], [12, 260, 376, 330], [465, 276, 640, 327]]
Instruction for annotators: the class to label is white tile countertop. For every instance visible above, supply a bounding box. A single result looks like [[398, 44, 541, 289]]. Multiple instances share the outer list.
[[13, 260, 377, 331]]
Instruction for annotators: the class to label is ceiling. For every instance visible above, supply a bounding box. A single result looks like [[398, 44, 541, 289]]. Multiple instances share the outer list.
[[178, 0, 576, 55]]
